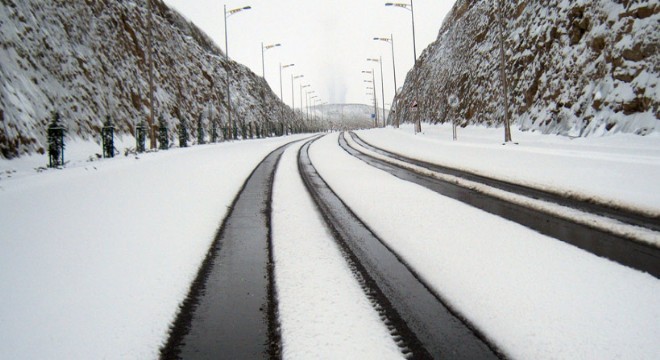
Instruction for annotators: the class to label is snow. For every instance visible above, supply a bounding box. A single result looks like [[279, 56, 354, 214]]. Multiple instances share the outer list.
[[1, 124, 659, 359], [343, 131, 660, 247], [0, 135, 307, 359], [308, 130, 660, 359], [356, 124, 660, 217], [272, 142, 403, 359]]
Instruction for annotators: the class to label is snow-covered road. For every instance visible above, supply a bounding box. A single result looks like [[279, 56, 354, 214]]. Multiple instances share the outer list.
[[1, 125, 658, 359]]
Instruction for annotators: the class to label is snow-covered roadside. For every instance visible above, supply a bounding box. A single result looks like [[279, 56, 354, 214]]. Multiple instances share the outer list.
[[310, 133, 660, 359], [357, 124, 660, 217], [0, 135, 307, 359], [271, 140, 403, 359], [344, 133, 659, 247]]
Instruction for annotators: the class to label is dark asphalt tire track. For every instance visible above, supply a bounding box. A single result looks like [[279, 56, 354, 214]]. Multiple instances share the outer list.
[[342, 132, 660, 278], [160, 141, 296, 359], [349, 131, 660, 232], [298, 137, 503, 359]]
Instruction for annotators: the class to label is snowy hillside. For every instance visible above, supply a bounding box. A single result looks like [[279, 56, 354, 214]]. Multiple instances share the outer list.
[[391, 0, 659, 136], [0, 0, 300, 158]]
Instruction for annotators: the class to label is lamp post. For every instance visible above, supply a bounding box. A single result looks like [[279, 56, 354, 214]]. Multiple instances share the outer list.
[[386, 1, 420, 132], [385, 2, 416, 62], [300, 84, 310, 131], [291, 74, 304, 109], [300, 85, 310, 118], [368, 57, 386, 127], [261, 42, 281, 79], [310, 95, 319, 126], [306, 90, 315, 122], [363, 71, 378, 127], [448, 94, 459, 141], [496, 0, 513, 143], [146, 0, 156, 149], [278, 63, 294, 136], [224, 4, 251, 140], [374, 35, 398, 127], [366, 91, 377, 128]]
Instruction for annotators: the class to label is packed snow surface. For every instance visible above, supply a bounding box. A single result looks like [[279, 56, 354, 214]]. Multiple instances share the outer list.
[[357, 124, 660, 217], [0, 135, 308, 359], [309, 129, 660, 359], [272, 143, 402, 359], [1, 124, 659, 359]]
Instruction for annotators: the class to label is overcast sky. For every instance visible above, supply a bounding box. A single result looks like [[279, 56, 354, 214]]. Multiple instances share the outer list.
[[162, 0, 456, 109]]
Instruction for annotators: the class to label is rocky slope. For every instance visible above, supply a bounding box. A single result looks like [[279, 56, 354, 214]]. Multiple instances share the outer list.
[[391, 0, 659, 137], [0, 0, 301, 158]]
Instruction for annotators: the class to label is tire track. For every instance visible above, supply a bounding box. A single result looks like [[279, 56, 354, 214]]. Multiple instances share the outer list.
[[298, 137, 502, 359], [342, 131, 660, 278], [349, 131, 660, 232], [160, 141, 297, 359]]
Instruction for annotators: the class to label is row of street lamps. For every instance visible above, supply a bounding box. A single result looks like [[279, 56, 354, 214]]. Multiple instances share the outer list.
[[225, 1, 511, 141], [225, 4, 326, 134], [358, 1, 414, 130], [223, 2, 411, 133], [377, 1, 512, 142]]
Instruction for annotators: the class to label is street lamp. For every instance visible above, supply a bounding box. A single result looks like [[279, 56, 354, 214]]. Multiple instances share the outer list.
[[363, 71, 378, 127], [306, 90, 315, 122], [310, 95, 319, 123], [291, 74, 304, 111], [146, 0, 156, 149], [300, 84, 310, 127], [368, 57, 386, 127], [224, 4, 251, 139], [300, 85, 310, 116], [374, 35, 398, 127], [279, 63, 294, 136], [496, 0, 512, 143], [448, 94, 459, 141], [385, 2, 416, 62], [262, 42, 281, 79], [386, 1, 420, 132]]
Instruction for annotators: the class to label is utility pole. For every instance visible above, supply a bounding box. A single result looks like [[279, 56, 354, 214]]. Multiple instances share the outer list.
[[223, 5, 233, 139], [497, 0, 513, 143], [371, 69, 378, 127], [147, 0, 156, 149]]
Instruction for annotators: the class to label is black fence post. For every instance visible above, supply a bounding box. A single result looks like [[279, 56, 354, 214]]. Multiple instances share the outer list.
[[158, 115, 169, 150], [179, 117, 188, 148], [47, 111, 65, 167], [136, 121, 146, 153], [101, 116, 115, 158], [210, 118, 218, 143], [197, 114, 205, 145]]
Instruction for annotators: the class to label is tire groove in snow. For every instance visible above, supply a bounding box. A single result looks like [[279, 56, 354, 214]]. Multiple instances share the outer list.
[[160, 141, 295, 359], [298, 137, 501, 358], [343, 132, 660, 278], [349, 132, 660, 232], [272, 139, 403, 358]]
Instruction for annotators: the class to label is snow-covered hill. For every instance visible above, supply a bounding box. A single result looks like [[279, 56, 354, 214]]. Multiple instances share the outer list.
[[0, 0, 300, 158], [309, 103, 385, 130], [391, 0, 659, 137]]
